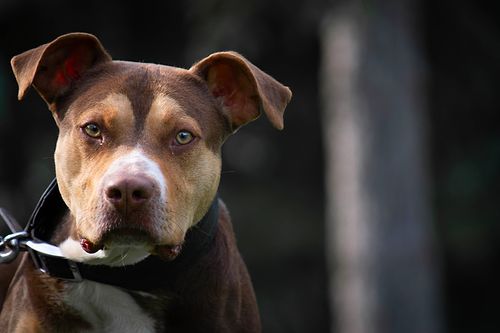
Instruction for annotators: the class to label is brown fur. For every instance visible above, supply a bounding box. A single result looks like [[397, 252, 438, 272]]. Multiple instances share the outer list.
[[1, 33, 291, 332], [1, 203, 259, 332]]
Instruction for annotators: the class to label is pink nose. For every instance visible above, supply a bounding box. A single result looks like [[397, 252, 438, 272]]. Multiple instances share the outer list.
[[104, 176, 155, 213]]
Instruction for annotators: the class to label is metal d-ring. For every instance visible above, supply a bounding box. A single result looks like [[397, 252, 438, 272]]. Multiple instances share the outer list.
[[0, 231, 29, 264]]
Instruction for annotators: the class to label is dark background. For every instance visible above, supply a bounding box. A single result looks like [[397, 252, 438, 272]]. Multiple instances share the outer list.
[[0, 1, 498, 332]]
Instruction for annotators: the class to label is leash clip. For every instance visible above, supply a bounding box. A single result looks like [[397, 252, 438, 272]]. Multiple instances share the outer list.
[[0, 208, 29, 264], [0, 231, 29, 264]]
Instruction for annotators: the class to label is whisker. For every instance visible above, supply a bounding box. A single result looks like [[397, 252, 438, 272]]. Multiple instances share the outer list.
[[119, 251, 129, 267]]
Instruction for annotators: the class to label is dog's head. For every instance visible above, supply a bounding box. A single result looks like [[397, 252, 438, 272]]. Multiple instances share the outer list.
[[11, 33, 291, 265]]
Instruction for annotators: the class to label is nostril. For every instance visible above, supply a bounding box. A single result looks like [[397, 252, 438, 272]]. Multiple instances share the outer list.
[[106, 187, 123, 201], [132, 189, 149, 201]]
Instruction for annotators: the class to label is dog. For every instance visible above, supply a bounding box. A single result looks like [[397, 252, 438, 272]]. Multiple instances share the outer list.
[[0, 32, 291, 332]]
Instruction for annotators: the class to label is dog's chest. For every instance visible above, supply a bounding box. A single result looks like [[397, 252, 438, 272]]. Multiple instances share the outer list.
[[64, 281, 158, 333]]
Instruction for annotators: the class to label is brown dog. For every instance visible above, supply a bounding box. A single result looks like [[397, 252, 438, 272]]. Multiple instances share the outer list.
[[0, 33, 291, 332]]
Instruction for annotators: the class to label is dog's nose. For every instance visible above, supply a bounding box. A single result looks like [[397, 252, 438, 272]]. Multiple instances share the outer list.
[[104, 176, 155, 213]]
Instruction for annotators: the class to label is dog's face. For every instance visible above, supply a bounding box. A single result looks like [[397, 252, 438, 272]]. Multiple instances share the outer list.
[[11, 33, 291, 265], [54, 62, 226, 257]]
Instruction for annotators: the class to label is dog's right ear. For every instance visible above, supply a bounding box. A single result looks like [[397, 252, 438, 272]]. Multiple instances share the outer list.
[[11, 33, 111, 110]]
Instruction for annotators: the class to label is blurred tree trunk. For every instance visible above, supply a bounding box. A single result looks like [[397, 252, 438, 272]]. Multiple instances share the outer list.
[[321, 1, 443, 333]]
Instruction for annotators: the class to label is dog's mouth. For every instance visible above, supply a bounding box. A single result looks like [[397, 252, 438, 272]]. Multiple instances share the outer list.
[[78, 228, 184, 263], [88, 228, 155, 251]]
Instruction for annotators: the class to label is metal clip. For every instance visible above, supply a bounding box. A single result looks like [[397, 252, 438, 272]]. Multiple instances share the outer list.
[[0, 231, 29, 264]]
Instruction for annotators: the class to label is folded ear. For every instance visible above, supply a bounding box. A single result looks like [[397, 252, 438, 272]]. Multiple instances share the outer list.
[[11, 32, 111, 109], [190, 52, 292, 131]]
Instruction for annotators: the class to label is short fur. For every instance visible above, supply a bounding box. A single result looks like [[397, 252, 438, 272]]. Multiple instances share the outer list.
[[0, 33, 291, 332]]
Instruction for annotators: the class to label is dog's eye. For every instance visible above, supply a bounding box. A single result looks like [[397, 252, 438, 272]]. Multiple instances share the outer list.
[[83, 123, 101, 138], [175, 131, 194, 145]]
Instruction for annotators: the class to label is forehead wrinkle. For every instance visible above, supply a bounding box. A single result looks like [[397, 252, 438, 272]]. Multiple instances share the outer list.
[[121, 67, 155, 135]]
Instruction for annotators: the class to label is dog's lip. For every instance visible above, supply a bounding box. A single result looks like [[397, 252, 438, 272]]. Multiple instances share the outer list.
[[80, 228, 155, 251], [80, 228, 184, 260], [80, 238, 101, 253], [151, 243, 184, 261]]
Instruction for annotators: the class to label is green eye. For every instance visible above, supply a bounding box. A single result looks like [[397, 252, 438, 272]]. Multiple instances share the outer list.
[[83, 123, 101, 138], [175, 131, 194, 145]]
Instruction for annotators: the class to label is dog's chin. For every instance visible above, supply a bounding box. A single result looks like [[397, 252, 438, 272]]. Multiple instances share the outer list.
[[59, 227, 186, 266], [100, 228, 156, 248], [96, 244, 152, 267]]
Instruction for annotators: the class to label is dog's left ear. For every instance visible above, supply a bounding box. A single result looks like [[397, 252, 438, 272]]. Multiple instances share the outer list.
[[190, 52, 292, 131]]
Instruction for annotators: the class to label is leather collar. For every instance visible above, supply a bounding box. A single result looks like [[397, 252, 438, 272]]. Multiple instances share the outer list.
[[24, 178, 219, 292]]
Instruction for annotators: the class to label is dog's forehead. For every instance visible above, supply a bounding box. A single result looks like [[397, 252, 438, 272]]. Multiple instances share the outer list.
[[66, 61, 213, 122]]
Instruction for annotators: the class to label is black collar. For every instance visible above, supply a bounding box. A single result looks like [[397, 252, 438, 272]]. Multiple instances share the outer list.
[[22, 178, 219, 292]]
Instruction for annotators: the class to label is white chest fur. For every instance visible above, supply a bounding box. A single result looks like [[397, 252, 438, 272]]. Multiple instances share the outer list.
[[64, 280, 157, 333]]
